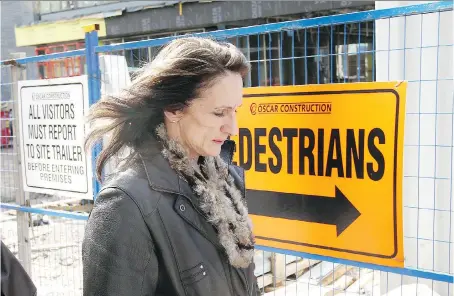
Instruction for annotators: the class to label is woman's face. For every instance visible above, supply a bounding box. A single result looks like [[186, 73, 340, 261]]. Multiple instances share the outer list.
[[165, 71, 243, 159]]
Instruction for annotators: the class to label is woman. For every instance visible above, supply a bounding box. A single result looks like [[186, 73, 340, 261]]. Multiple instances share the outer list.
[[82, 37, 260, 296]]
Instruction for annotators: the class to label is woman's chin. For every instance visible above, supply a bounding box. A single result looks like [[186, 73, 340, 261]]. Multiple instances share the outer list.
[[202, 146, 222, 157]]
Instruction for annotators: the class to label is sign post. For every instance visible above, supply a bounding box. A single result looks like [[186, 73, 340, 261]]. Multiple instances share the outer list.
[[17, 76, 92, 199], [232, 82, 407, 267]]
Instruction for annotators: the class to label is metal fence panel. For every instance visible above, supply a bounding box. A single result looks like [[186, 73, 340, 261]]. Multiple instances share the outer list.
[[1, 2, 453, 295], [0, 206, 87, 296], [1, 51, 89, 296]]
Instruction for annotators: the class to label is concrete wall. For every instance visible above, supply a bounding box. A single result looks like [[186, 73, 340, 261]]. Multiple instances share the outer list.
[[1, 1, 36, 58], [1, 2, 36, 203], [1, 1, 36, 103], [38, 1, 175, 22]]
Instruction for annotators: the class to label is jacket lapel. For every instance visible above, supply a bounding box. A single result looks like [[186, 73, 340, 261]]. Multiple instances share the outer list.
[[173, 195, 223, 250], [140, 147, 224, 251]]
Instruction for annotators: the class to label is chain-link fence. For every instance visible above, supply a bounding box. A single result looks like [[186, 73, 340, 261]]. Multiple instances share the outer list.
[[1, 2, 453, 295]]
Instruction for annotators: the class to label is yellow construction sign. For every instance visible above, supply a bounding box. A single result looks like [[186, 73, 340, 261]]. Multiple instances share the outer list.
[[231, 82, 407, 267]]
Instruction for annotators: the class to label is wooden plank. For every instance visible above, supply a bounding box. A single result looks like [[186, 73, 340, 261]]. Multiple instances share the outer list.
[[254, 251, 272, 277], [35, 197, 83, 208], [320, 265, 354, 286], [257, 273, 274, 289], [289, 259, 321, 279], [345, 269, 379, 294], [259, 258, 322, 292], [323, 275, 356, 296], [263, 280, 331, 296], [272, 253, 287, 286], [298, 261, 339, 285], [284, 254, 299, 264]]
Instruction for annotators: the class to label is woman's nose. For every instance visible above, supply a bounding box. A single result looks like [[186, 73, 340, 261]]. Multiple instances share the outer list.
[[222, 113, 239, 136]]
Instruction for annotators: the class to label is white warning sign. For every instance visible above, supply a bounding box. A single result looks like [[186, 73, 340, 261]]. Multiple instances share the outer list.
[[18, 76, 92, 198]]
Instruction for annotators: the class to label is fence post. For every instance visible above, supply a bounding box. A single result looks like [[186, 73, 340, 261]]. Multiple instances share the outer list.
[[84, 24, 102, 199], [10, 52, 32, 274]]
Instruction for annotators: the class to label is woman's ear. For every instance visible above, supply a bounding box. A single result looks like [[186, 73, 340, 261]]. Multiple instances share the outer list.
[[164, 110, 184, 123]]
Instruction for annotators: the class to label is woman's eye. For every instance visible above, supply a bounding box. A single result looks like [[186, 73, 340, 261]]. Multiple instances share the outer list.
[[213, 111, 225, 117]]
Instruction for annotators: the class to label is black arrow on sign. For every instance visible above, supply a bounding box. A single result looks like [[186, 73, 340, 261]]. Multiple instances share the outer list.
[[246, 186, 361, 236]]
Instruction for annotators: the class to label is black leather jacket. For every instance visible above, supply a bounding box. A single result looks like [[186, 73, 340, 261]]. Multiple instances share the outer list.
[[82, 141, 260, 296], [1, 241, 37, 296]]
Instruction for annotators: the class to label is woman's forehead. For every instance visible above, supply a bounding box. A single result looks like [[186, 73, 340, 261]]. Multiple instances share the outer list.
[[196, 73, 243, 108]]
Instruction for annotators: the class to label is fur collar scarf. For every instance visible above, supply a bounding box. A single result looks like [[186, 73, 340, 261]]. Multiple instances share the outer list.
[[155, 124, 255, 268]]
